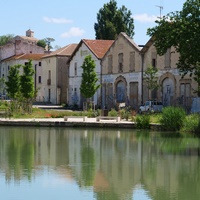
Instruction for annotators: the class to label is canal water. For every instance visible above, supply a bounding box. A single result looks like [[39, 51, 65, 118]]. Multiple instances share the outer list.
[[0, 126, 200, 200]]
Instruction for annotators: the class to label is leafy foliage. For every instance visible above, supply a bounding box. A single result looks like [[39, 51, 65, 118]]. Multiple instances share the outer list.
[[147, 0, 200, 94], [37, 39, 46, 48], [94, 0, 134, 39], [5, 60, 35, 114], [181, 114, 200, 134], [136, 114, 150, 129], [20, 60, 35, 100], [143, 65, 160, 99], [159, 106, 186, 131], [80, 55, 100, 99], [44, 37, 55, 51], [0, 34, 14, 46], [5, 65, 21, 99]]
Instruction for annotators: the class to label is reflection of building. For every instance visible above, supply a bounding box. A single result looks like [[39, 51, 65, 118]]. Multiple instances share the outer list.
[[1, 128, 200, 199]]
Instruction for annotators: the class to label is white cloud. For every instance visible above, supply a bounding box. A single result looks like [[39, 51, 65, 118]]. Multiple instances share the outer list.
[[43, 16, 73, 24], [61, 27, 85, 38], [133, 14, 158, 23]]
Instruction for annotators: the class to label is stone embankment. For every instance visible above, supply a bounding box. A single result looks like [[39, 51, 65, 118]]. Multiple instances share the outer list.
[[0, 117, 161, 130]]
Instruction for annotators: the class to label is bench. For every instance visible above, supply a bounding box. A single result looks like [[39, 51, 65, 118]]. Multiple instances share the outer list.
[[64, 116, 87, 122], [96, 116, 120, 122]]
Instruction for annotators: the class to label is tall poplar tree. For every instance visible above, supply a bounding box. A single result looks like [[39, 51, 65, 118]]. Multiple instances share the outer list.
[[20, 60, 35, 113], [80, 55, 100, 101], [5, 65, 21, 99]]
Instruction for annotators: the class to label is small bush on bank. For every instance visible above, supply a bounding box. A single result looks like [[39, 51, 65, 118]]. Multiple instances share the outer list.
[[181, 114, 200, 134], [159, 106, 186, 131], [136, 114, 150, 129], [86, 108, 100, 118], [108, 108, 118, 117]]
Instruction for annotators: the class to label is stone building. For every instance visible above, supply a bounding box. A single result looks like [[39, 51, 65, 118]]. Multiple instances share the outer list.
[[141, 38, 198, 111], [101, 32, 141, 110], [68, 39, 114, 108], [41, 44, 77, 104]]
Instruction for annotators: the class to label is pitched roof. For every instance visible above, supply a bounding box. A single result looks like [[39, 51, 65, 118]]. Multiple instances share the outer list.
[[83, 39, 114, 59], [42, 44, 78, 58], [102, 32, 141, 60], [119, 32, 141, 51], [140, 36, 155, 54], [1, 53, 45, 62]]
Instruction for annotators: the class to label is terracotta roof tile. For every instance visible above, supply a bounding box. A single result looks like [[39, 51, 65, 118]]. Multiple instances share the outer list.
[[43, 44, 78, 58], [83, 39, 114, 59], [2, 53, 45, 61]]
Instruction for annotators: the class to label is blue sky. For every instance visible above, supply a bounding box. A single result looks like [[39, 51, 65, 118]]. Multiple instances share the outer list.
[[1, 0, 186, 48]]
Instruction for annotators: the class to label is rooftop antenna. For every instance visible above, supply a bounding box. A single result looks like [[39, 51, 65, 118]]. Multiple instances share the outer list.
[[155, 5, 163, 19]]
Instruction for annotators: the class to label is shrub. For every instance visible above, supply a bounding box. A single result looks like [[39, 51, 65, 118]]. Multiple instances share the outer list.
[[181, 114, 200, 134], [159, 106, 186, 131], [108, 108, 118, 117], [136, 114, 150, 129], [86, 108, 99, 118]]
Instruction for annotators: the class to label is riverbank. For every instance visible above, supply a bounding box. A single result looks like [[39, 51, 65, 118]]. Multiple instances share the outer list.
[[0, 117, 162, 130]]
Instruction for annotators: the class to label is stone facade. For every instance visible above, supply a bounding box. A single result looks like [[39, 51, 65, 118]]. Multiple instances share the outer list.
[[68, 39, 114, 108], [141, 38, 198, 112], [0, 30, 45, 101], [41, 44, 77, 104], [101, 32, 142, 110]]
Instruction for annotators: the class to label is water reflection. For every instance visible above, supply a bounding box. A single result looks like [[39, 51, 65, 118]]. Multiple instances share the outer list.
[[0, 127, 200, 200]]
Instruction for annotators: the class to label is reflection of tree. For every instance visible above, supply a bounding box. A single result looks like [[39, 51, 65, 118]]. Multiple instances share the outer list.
[[6, 132, 34, 182], [21, 143, 34, 181], [80, 145, 95, 187], [95, 190, 120, 200]]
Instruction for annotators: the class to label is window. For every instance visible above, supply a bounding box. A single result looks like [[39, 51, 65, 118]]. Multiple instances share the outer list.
[[74, 62, 77, 76], [39, 62, 41, 66], [38, 76, 41, 83], [180, 83, 191, 97], [118, 53, 123, 72], [108, 55, 113, 73], [151, 52, 157, 68], [48, 70, 51, 79], [8, 66, 10, 71], [152, 59, 156, 68], [129, 51, 135, 71]]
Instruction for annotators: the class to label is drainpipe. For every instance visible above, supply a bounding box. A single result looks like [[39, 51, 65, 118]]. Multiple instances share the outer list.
[[35, 64, 37, 93], [100, 60, 103, 109], [56, 57, 58, 105], [141, 53, 144, 105]]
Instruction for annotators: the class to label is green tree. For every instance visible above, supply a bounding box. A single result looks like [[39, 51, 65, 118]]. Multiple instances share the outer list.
[[80, 55, 100, 101], [0, 34, 14, 46], [94, 0, 134, 40], [5, 65, 21, 99], [20, 60, 35, 113], [143, 65, 160, 99], [37, 39, 46, 49], [44, 37, 55, 51], [147, 0, 200, 95], [0, 77, 5, 95]]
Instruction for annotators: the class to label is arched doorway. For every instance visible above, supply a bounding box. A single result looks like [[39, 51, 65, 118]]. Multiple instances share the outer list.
[[162, 78, 175, 106], [116, 80, 126, 103]]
